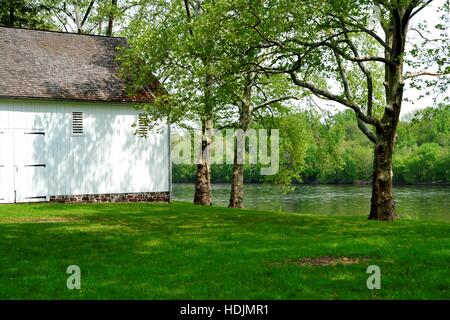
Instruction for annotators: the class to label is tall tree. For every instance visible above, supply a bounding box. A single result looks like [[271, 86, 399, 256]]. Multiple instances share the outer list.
[[119, 0, 226, 205], [47, 0, 137, 35], [201, 0, 305, 208], [238, 0, 449, 220], [185, 0, 215, 206], [0, 0, 54, 28]]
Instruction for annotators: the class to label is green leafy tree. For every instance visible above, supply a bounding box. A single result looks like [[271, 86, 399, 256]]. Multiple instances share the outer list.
[[265, 113, 313, 189], [235, 0, 450, 220], [44, 0, 137, 35], [120, 0, 229, 205], [121, 0, 307, 207], [0, 0, 54, 28], [183, 0, 308, 208]]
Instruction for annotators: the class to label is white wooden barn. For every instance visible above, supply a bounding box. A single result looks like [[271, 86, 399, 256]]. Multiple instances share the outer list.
[[0, 27, 171, 204]]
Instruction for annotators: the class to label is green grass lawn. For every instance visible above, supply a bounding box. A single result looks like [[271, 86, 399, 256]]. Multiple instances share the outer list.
[[0, 202, 448, 299]]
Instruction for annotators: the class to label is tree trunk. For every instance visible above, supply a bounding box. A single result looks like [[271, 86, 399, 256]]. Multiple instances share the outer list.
[[106, 0, 117, 36], [368, 9, 409, 220], [229, 72, 253, 208], [194, 72, 213, 206], [194, 118, 213, 205], [8, 3, 15, 26], [368, 82, 402, 221], [194, 163, 212, 205], [186, 1, 213, 206], [74, 4, 82, 34], [369, 129, 397, 221], [229, 157, 244, 208]]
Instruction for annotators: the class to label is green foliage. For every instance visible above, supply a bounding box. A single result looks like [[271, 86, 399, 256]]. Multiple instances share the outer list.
[[394, 104, 450, 184], [45, 0, 132, 35], [120, 1, 222, 124], [0, 0, 136, 35], [0, 0, 55, 28], [265, 113, 313, 189]]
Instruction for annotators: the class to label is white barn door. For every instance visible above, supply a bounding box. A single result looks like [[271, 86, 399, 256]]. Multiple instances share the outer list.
[[14, 130, 49, 203], [0, 130, 14, 203]]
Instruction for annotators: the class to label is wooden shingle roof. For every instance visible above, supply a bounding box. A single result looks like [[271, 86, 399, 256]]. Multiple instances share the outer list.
[[0, 27, 154, 102]]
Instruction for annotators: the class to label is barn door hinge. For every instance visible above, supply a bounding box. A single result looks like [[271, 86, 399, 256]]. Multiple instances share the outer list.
[[24, 132, 45, 135], [25, 164, 46, 168]]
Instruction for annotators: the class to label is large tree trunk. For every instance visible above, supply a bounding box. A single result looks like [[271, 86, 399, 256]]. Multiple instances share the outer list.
[[194, 118, 213, 205], [368, 9, 409, 220], [369, 99, 401, 221], [229, 157, 244, 208], [187, 0, 213, 206], [369, 129, 397, 221], [194, 163, 212, 205], [194, 67, 213, 205], [229, 72, 253, 208]]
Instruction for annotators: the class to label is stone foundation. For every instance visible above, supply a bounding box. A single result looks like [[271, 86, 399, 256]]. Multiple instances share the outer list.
[[49, 192, 170, 203]]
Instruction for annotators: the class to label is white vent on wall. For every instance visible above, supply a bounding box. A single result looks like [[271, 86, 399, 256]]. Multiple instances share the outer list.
[[72, 112, 84, 135], [137, 113, 149, 136]]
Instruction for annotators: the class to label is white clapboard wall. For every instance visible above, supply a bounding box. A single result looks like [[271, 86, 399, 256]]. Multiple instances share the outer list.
[[0, 99, 170, 203]]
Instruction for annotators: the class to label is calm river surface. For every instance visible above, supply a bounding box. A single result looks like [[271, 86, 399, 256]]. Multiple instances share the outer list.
[[172, 183, 450, 222]]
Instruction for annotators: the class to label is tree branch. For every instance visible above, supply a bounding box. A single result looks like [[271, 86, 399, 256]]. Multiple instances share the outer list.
[[357, 118, 377, 143], [327, 13, 392, 52], [289, 36, 395, 67], [288, 71, 382, 128], [184, 0, 194, 37], [410, 0, 434, 19], [324, 42, 395, 67], [410, 27, 448, 42], [62, 2, 77, 24], [252, 96, 302, 113], [81, 0, 96, 28], [54, 13, 69, 32], [332, 43, 353, 100], [343, 34, 374, 117], [332, 42, 376, 143], [404, 71, 450, 79]]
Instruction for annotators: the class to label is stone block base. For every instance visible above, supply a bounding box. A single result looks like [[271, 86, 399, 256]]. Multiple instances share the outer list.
[[49, 192, 170, 203]]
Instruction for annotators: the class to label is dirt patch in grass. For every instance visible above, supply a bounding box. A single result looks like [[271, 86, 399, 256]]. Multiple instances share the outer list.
[[30, 217, 77, 223], [268, 256, 369, 268], [0, 217, 78, 224], [296, 256, 368, 266]]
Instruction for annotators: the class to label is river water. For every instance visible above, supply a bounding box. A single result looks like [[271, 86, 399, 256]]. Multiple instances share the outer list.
[[172, 183, 450, 222]]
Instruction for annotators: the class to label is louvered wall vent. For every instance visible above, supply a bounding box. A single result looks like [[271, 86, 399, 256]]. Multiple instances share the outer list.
[[137, 113, 148, 136], [72, 112, 84, 135]]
